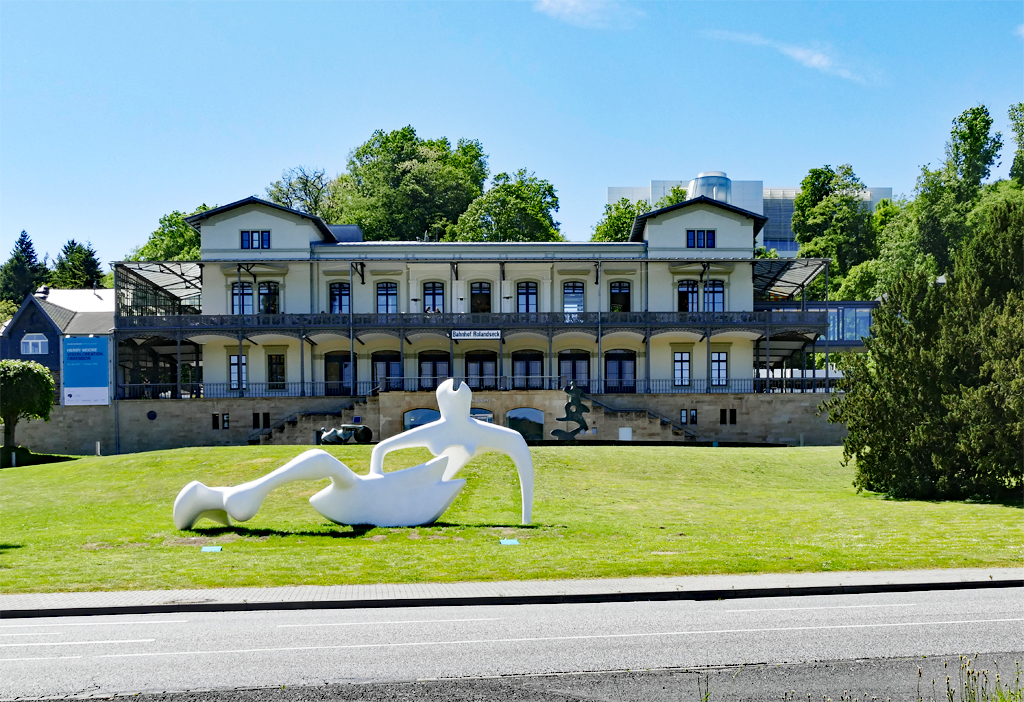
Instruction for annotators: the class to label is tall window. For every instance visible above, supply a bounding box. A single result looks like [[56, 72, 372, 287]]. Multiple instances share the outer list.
[[372, 351, 402, 391], [418, 352, 450, 390], [377, 282, 398, 313], [517, 282, 538, 313], [605, 351, 636, 393], [711, 351, 728, 386], [465, 351, 497, 390], [704, 280, 725, 312], [470, 282, 491, 313], [229, 354, 247, 390], [329, 282, 350, 314], [563, 282, 585, 313], [673, 351, 690, 386], [512, 350, 544, 389], [609, 281, 630, 312], [686, 229, 715, 249], [232, 283, 253, 314], [267, 354, 285, 390], [678, 281, 698, 312], [258, 282, 279, 314], [240, 230, 270, 249], [20, 334, 48, 355], [558, 350, 589, 390], [423, 282, 444, 312]]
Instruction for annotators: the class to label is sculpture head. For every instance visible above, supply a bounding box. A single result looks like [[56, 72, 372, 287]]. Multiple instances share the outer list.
[[436, 378, 472, 418]]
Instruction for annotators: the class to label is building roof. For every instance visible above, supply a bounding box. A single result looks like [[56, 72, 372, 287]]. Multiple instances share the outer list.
[[185, 196, 339, 242], [629, 196, 769, 242], [327, 224, 364, 242], [2, 289, 115, 338]]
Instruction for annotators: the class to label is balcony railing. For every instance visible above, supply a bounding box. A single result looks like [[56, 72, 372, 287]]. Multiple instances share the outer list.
[[116, 376, 842, 400], [114, 310, 827, 333]]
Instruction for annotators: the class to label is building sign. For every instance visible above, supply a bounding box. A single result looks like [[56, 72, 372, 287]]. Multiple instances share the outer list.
[[450, 329, 501, 340], [63, 336, 109, 406]]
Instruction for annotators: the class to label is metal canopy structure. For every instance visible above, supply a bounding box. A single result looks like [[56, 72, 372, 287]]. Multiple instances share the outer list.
[[116, 262, 203, 297], [752, 258, 828, 299], [114, 262, 203, 317]]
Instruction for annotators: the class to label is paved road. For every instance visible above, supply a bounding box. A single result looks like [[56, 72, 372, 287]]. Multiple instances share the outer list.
[[1, 588, 1020, 700]]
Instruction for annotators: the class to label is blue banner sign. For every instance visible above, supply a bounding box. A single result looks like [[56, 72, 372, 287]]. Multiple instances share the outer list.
[[63, 336, 109, 406]]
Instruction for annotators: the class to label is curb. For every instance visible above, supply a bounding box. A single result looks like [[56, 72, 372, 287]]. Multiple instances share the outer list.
[[2, 577, 1020, 620]]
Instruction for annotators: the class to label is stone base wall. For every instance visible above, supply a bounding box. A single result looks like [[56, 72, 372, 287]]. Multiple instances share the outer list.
[[5, 391, 843, 455]]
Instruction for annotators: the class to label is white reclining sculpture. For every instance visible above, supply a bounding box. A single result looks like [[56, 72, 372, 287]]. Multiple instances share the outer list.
[[173, 379, 534, 529]]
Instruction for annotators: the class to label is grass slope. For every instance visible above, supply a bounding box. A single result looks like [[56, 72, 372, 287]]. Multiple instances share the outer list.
[[0, 445, 1019, 593]]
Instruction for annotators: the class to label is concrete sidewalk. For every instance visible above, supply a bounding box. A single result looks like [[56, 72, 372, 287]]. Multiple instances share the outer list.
[[2, 567, 1020, 619]]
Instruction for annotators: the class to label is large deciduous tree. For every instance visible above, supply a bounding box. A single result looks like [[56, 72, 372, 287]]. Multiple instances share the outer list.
[[127, 205, 212, 261], [445, 169, 562, 242], [266, 167, 333, 220], [328, 126, 489, 241], [0, 360, 55, 450], [0, 231, 49, 305], [1008, 102, 1024, 186], [591, 198, 650, 242], [49, 240, 105, 289]]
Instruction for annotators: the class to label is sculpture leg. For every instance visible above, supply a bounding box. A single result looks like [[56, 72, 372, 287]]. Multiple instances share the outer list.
[[173, 449, 357, 530]]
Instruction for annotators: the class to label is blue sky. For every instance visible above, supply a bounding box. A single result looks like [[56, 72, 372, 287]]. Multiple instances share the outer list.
[[1, 1, 1021, 269]]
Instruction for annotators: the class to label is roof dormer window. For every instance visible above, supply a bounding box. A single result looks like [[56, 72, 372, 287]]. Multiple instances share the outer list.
[[241, 230, 271, 250], [21, 333, 48, 355]]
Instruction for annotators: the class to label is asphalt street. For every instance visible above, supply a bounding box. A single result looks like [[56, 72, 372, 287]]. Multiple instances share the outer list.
[[1, 587, 1020, 700]]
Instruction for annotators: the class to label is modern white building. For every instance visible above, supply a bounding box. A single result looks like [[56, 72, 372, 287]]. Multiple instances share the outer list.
[[608, 175, 892, 255]]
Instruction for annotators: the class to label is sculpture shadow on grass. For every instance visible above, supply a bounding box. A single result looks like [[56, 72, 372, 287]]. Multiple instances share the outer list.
[[187, 525, 375, 540]]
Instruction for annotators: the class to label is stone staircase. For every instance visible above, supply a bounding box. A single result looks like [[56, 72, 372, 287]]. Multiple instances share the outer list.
[[584, 394, 696, 441], [250, 396, 374, 446]]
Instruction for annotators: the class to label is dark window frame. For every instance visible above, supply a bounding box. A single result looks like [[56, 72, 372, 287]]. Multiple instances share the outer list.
[[470, 281, 492, 313], [376, 281, 398, 314], [240, 230, 271, 250], [329, 282, 350, 314], [423, 281, 445, 313], [257, 282, 280, 314], [673, 351, 691, 386], [678, 281, 698, 312], [517, 281, 538, 313], [609, 281, 631, 312]]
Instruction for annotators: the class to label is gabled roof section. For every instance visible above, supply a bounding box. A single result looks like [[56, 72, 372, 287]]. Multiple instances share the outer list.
[[185, 196, 338, 242], [629, 196, 769, 242], [327, 224, 364, 242], [1, 291, 114, 338]]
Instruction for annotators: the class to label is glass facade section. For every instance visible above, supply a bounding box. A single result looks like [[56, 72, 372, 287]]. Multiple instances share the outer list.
[[257, 282, 279, 314]]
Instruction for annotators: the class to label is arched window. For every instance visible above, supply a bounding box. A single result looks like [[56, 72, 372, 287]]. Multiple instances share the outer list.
[[465, 351, 497, 389], [470, 408, 494, 423], [325, 351, 354, 396], [704, 280, 725, 312], [563, 281, 585, 313], [372, 351, 402, 391], [20, 333, 48, 355], [506, 407, 544, 441], [258, 282, 279, 314], [677, 281, 698, 312], [605, 350, 636, 394], [329, 282, 350, 314], [418, 352, 450, 390], [231, 282, 252, 314], [377, 282, 398, 313], [404, 408, 440, 431], [423, 282, 444, 313], [517, 281, 538, 313], [558, 349, 589, 391], [470, 282, 491, 313], [609, 281, 630, 312], [512, 350, 544, 389]]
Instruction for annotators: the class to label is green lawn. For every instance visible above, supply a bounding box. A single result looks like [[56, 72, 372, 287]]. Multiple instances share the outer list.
[[0, 445, 1019, 594]]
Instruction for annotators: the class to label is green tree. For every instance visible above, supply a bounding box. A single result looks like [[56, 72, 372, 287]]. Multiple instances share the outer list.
[[792, 164, 875, 298], [0, 300, 18, 323], [1007, 102, 1024, 186], [0, 231, 49, 305], [127, 205, 212, 261], [591, 198, 650, 242], [48, 240, 105, 289], [824, 181, 1023, 500], [0, 359, 55, 450], [266, 167, 333, 219], [915, 105, 1003, 273], [326, 126, 489, 241], [445, 169, 562, 243], [653, 185, 688, 209]]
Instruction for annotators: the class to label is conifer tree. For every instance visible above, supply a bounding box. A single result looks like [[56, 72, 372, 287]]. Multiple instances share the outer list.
[[49, 240, 105, 289], [0, 231, 48, 305]]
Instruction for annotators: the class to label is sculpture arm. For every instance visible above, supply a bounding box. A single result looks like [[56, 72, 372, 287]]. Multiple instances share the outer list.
[[368, 424, 437, 475]]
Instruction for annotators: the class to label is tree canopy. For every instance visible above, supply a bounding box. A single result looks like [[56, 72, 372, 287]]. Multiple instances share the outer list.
[[265, 167, 332, 220], [445, 169, 562, 243], [48, 240, 105, 289], [324, 126, 489, 241], [0, 231, 49, 305], [653, 185, 688, 209], [1008, 102, 1024, 186], [127, 205, 212, 262], [590, 198, 650, 242], [0, 359, 55, 449]]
